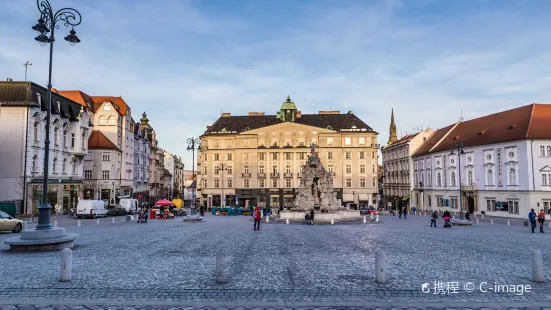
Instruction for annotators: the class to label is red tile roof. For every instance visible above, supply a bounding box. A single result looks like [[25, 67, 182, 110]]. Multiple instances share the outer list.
[[413, 104, 551, 156], [55, 90, 93, 109], [90, 96, 129, 116], [88, 130, 118, 150]]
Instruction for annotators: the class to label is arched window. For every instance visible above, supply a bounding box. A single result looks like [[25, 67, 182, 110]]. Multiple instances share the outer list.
[[450, 171, 456, 187], [54, 127, 59, 146], [468, 171, 473, 186], [108, 116, 116, 126], [52, 157, 57, 174], [420, 172, 424, 187], [99, 116, 107, 125], [437, 172, 442, 187], [62, 159, 67, 174], [72, 159, 77, 174], [33, 122, 40, 142], [427, 170, 432, 186], [487, 170, 493, 186], [32, 155, 38, 174], [509, 168, 516, 185]]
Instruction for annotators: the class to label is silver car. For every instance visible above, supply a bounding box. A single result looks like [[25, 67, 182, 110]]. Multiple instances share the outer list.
[[0, 211, 23, 233]]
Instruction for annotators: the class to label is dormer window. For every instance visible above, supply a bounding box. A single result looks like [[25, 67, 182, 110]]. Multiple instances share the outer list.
[[104, 103, 111, 111]]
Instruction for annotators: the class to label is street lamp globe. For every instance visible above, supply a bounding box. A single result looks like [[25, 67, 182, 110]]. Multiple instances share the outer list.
[[32, 18, 49, 34], [64, 28, 80, 46]]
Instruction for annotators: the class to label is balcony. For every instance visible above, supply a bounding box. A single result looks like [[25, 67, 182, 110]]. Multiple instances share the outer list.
[[257, 173, 266, 178], [284, 173, 293, 178], [371, 143, 380, 148], [270, 173, 280, 178], [241, 173, 251, 178]]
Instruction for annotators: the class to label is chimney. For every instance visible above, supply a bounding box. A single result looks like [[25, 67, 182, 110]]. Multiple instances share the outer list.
[[248, 112, 265, 116], [221, 113, 231, 117], [207, 125, 212, 130], [6, 78, 13, 82], [296, 110, 302, 118]]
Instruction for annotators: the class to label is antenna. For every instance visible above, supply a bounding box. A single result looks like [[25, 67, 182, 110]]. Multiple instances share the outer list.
[[23, 61, 32, 81], [460, 107, 464, 121]]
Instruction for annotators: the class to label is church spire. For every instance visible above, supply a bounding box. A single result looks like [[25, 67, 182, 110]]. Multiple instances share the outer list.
[[388, 108, 398, 144]]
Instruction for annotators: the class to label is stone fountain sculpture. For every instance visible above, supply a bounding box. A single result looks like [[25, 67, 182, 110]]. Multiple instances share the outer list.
[[292, 144, 341, 212]]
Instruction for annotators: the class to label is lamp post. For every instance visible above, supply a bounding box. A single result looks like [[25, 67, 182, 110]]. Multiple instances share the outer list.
[[450, 142, 466, 220], [217, 163, 229, 208], [32, 0, 81, 230], [187, 137, 201, 215]]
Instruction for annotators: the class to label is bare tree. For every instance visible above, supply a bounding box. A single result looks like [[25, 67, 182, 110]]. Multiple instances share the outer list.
[[14, 176, 37, 214], [82, 179, 103, 200]]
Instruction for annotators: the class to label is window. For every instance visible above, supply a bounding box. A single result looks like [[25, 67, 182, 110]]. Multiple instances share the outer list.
[[328, 165, 333, 173], [107, 116, 116, 126], [213, 140, 220, 148], [85, 170, 92, 179], [328, 152, 333, 160], [372, 165, 376, 173], [259, 179, 265, 188], [214, 179, 220, 188], [548, 146, 551, 157], [203, 179, 207, 188], [345, 137, 351, 145], [62, 159, 67, 174], [467, 171, 473, 186], [52, 157, 57, 174], [53, 127, 59, 145], [437, 172, 442, 187], [360, 164, 365, 174], [99, 116, 107, 125], [346, 179, 352, 187], [259, 165, 264, 174], [71, 133, 75, 148], [272, 153, 278, 160], [451, 198, 458, 209], [214, 154, 220, 161], [299, 153, 305, 160], [72, 159, 77, 174], [102, 170, 110, 179], [203, 166, 207, 175], [227, 154, 232, 161], [428, 196, 432, 207], [214, 165, 220, 175], [450, 172, 456, 187], [360, 178, 366, 187], [272, 179, 278, 188], [103, 103, 111, 110], [285, 164, 291, 174], [327, 137, 333, 146], [102, 152, 110, 161], [544, 201, 550, 215], [372, 152, 376, 159], [509, 168, 517, 185], [243, 153, 250, 161], [285, 153, 292, 160], [345, 152, 351, 160], [244, 165, 249, 174], [227, 140, 233, 148], [486, 169, 494, 186], [204, 154, 207, 161], [286, 179, 292, 188], [272, 165, 278, 174], [359, 137, 365, 145], [227, 165, 232, 174], [508, 201, 519, 214], [346, 164, 351, 174], [359, 152, 365, 159], [541, 146, 546, 157], [33, 122, 40, 142], [543, 174, 548, 186], [244, 179, 249, 188], [258, 153, 265, 161], [82, 132, 86, 149], [372, 178, 376, 187]]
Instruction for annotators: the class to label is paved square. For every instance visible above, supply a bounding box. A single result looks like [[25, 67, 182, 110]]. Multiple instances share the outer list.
[[0, 213, 550, 309]]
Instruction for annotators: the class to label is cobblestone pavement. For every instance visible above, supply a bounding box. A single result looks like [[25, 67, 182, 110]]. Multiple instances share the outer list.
[[0, 213, 550, 309]]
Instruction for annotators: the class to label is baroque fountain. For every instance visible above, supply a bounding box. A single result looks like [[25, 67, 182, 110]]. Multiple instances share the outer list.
[[277, 144, 361, 222]]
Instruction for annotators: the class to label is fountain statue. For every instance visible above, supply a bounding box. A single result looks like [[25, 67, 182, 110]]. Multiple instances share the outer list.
[[292, 144, 341, 212]]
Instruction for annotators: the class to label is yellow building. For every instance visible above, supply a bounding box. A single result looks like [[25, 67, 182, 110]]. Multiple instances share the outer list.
[[198, 97, 379, 209]]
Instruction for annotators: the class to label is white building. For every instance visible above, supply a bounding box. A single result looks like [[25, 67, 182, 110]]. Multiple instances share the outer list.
[[133, 115, 150, 205], [0, 81, 92, 215], [83, 130, 121, 203], [411, 103, 551, 219]]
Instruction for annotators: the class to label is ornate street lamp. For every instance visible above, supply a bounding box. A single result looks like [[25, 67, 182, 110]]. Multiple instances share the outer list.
[[32, 0, 82, 230], [186, 137, 201, 216], [450, 142, 466, 220]]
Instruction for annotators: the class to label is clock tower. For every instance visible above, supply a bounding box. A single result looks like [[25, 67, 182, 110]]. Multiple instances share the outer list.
[[277, 95, 297, 122]]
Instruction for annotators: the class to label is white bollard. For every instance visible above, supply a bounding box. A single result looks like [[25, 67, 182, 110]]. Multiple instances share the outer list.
[[548, 222, 551, 229], [286, 218, 289, 225], [77, 219, 81, 227], [96, 218, 100, 225], [424, 212, 427, 216], [370, 213, 374, 220], [59, 248, 72, 282], [491, 220, 494, 225], [22, 221, 26, 231], [363, 216, 367, 224], [331, 218, 334, 225], [112, 217, 115, 224], [53, 220, 58, 228], [266, 217, 269, 223], [476, 218, 479, 224], [375, 251, 386, 283], [215, 251, 228, 283], [531, 249, 544, 282], [507, 220, 510, 226], [482, 214, 484, 218], [376, 215, 379, 223], [453, 216, 455, 220], [414, 211, 417, 216]]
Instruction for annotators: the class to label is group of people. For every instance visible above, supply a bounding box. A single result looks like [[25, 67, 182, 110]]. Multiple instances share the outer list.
[[528, 209, 546, 233]]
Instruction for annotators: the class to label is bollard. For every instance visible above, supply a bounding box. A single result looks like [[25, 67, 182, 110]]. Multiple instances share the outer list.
[[59, 248, 72, 282], [507, 220, 510, 226], [286, 218, 289, 225], [77, 219, 81, 227], [53, 220, 58, 228], [491, 220, 494, 225], [96, 218, 100, 225], [215, 251, 228, 283], [370, 213, 374, 220], [22, 221, 26, 231], [376, 215, 379, 223], [266, 217, 269, 223], [112, 217, 115, 224], [548, 222, 551, 229], [476, 218, 479, 224], [453, 216, 455, 220], [482, 214, 484, 218], [531, 249, 544, 282], [414, 211, 417, 216], [331, 218, 334, 225], [424, 212, 427, 216], [363, 216, 367, 224], [375, 251, 386, 283]]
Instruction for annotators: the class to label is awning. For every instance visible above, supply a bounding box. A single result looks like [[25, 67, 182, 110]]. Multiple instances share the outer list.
[[359, 194, 369, 201], [342, 193, 354, 202]]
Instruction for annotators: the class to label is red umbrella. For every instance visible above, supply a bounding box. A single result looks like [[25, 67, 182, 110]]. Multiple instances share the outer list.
[[155, 198, 173, 206]]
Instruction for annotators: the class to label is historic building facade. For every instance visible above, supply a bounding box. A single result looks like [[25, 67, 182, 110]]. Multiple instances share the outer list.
[[133, 116, 150, 204], [198, 97, 379, 209], [0, 81, 92, 214], [412, 103, 551, 219], [381, 109, 434, 210]]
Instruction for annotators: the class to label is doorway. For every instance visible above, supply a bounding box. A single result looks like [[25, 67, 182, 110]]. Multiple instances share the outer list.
[[468, 196, 475, 213]]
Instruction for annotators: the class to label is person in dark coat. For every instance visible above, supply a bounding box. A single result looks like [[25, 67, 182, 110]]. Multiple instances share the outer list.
[[402, 207, 407, 219], [199, 205, 204, 217]]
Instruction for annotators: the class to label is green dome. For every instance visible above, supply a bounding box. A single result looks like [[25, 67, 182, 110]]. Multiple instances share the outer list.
[[280, 95, 297, 110]]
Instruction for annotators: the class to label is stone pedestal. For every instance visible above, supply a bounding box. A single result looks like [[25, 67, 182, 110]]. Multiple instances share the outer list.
[[4, 227, 78, 252], [183, 215, 203, 222]]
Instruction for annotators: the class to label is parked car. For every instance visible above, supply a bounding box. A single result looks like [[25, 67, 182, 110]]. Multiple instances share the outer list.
[[360, 206, 379, 216], [76, 200, 107, 219], [105, 205, 128, 217], [368, 206, 379, 215], [0, 211, 23, 233]]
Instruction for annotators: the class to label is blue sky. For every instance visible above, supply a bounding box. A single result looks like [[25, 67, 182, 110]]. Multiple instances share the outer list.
[[2, 0, 551, 166]]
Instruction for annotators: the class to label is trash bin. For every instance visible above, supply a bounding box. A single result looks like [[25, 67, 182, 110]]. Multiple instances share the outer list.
[[149, 209, 156, 219]]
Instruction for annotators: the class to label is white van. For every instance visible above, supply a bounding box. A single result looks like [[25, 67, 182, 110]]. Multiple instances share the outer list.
[[76, 200, 107, 219], [119, 199, 138, 214]]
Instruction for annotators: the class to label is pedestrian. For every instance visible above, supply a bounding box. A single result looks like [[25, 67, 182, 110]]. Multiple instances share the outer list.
[[310, 209, 315, 224], [528, 208, 537, 233], [431, 210, 439, 227], [398, 208, 402, 219], [537, 209, 545, 233], [253, 206, 261, 231], [465, 211, 471, 221], [199, 204, 204, 217], [403, 207, 407, 219]]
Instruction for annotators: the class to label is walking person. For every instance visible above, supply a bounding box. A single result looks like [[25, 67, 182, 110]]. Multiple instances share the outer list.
[[537, 209, 546, 233], [529, 208, 537, 233], [403, 207, 407, 219], [398, 207, 402, 219], [253, 206, 261, 231], [431, 210, 439, 227], [199, 204, 204, 217]]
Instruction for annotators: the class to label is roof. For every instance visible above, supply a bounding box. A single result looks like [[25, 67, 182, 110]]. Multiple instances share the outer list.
[[280, 96, 297, 110], [383, 133, 419, 150], [55, 90, 93, 109], [90, 96, 129, 116], [204, 112, 376, 135], [413, 104, 551, 156], [88, 130, 118, 150]]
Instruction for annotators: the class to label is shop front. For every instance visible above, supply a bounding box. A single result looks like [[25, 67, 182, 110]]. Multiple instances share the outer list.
[[28, 178, 82, 215]]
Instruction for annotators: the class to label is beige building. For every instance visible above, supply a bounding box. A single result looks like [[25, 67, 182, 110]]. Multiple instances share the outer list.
[[198, 96, 379, 209]]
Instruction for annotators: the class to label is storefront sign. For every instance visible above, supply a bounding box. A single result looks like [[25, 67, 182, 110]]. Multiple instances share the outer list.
[[443, 155, 447, 187], [497, 148, 503, 187], [30, 179, 81, 184]]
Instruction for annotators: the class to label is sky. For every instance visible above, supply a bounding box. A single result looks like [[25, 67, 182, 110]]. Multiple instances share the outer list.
[[2, 0, 551, 167]]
